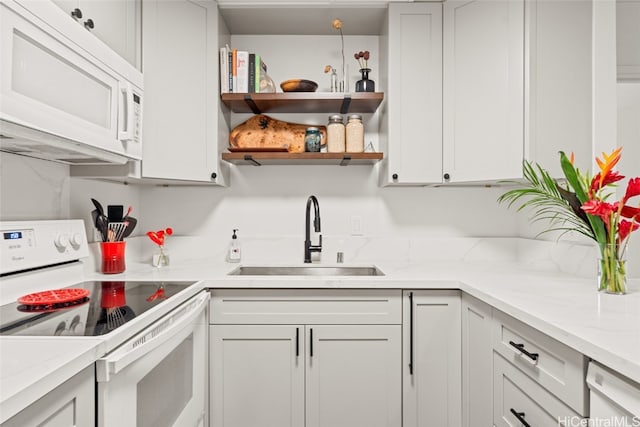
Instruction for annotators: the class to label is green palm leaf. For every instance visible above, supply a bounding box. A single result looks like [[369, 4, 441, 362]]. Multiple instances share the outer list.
[[498, 160, 597, 241]]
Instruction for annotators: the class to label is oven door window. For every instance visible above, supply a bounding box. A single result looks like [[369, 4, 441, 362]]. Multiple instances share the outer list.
[[137, 334, 193, 427]]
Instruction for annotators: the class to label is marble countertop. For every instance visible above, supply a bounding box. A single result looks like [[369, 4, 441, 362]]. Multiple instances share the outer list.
[[2, 242, 639, 422]]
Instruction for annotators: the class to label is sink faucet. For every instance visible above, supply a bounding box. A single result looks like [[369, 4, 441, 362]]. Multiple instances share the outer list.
[[304, 195, 322, 263]]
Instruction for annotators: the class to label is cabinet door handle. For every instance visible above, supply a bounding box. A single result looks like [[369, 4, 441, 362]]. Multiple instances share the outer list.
[[508, 340, 539, 362], [295, 327, 299, 357], [509, 408, 531, 427], [409, 292, 414, 375], [71, 8, 82, 19], [84, 18, 94, 30], [310, 328, 313, 357]]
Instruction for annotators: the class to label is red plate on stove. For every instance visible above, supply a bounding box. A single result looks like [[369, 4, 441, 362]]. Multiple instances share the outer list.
[[18, 288, 90, 306]]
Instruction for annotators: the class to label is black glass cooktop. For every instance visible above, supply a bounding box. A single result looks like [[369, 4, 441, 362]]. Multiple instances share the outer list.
[[0, 281, 194, 336]]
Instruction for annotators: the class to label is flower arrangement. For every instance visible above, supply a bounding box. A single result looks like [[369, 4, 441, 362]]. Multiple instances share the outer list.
[[324, 65, 337, 92], [498, 148, 640, 294], [146, 227, 173, 267], [332, 18, 346, 92], [354, 51, 371, 70]]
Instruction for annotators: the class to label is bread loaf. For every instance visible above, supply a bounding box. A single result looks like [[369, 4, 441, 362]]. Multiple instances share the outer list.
[[229, 115, 327, 153]]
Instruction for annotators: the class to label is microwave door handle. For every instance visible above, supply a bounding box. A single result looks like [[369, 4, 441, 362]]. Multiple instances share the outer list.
[[96, 292, 209, 382], [118, 82, 134, 142]]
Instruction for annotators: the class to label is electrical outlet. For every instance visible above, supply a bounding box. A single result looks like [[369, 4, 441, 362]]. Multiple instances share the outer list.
[[351, 216, 363, 236]]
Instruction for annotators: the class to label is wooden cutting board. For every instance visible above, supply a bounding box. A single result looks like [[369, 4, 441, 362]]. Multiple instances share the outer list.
[[229, 114, 327, 153]]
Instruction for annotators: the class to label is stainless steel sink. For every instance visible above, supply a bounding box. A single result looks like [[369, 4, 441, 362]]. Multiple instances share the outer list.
[[227, 265, 384, 276]]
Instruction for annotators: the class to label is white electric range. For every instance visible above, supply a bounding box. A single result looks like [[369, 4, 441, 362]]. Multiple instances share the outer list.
[[0, 220, 209, 427]]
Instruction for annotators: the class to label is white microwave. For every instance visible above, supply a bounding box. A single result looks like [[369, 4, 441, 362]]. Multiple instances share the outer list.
[[0, 0, 143, 165]]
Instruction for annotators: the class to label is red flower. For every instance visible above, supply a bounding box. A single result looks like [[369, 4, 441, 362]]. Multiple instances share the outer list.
[[623, 177, 640, 203], [146, 227, 173, 247], [618, 220, 639, 243], [621, 205, 640, 220], [582, 200, 618, 227], [590, 171, 625, 195]]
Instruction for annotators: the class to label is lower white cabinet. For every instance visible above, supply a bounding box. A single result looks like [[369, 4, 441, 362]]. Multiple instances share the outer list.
[[209, 290, 402, 427], [2, 365, 95, 427], [493, 353, 582, 426], [461, 293, 493, 427], [403, 290, 461, 427]]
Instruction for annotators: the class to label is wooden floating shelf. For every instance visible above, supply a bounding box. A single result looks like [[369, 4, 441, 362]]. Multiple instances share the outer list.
[[220, 92, 384, 114], [221, 152, 384, 166]]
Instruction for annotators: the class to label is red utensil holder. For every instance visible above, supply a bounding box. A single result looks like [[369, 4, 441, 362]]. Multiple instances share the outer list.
[[100, 242, 126, 274]]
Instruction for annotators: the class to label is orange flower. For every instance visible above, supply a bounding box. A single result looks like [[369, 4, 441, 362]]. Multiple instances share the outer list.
[[332, 19, 342, 30], [595, 147, 622, 188]]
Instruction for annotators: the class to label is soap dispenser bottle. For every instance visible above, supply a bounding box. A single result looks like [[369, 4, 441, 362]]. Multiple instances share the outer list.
[[227, 229, 241, 263]]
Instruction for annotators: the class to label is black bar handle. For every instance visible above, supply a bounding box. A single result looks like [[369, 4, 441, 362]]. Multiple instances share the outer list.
[[310, 328, 313, 357], [509, 408, 531, 427], [409, 292, 414, 375], [295, 327, 299, 357], [508, 340, 539, 362]]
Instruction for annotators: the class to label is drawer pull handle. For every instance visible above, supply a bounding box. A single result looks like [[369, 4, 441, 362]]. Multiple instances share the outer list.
[[295, 327, 299, 357], [310, 327, 313, 357], [509, 408, 531, 427], [509, 341, 539, 362]]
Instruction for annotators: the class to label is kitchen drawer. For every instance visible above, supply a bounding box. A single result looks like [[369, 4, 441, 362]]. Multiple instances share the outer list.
[[494, 353, 583, 427], [210, 289, 402, 324], [492, 309, 588, 415]]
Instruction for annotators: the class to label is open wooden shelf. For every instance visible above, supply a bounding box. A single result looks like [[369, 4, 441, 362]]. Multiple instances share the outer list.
[[221, 151, 383, 166], [220, 92, 384, 114]]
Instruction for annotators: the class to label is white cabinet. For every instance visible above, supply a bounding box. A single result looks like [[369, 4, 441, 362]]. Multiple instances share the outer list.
[[2, 365, 95, 427], [209, 290, 402, 427], [51, 0, 141, 69], [210, 325, 305, 427], [443, 0, 524, 183], [403, 290, 461, 427], [617, 0, 640, 81], [141, 0, 229, 185], [461, 293, 493, 427], [381, 3, 443, 185], [306, 325, 401, 427]]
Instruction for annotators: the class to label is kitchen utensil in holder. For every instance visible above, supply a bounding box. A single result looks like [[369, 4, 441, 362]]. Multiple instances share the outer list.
[[100, 241, 126, 274]]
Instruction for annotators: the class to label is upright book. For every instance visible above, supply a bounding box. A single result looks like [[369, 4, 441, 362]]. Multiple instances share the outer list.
[[235, 50, 249, 93], [219, 45, 230, 94], [255, 54, 267, 93]]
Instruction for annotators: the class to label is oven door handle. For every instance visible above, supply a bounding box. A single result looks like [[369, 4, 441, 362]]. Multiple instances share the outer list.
[[96, 291, 209, 382]]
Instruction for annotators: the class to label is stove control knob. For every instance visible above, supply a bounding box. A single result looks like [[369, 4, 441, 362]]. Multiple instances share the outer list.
[[54, 234, 69, 250], [69, 233, 83, 249]]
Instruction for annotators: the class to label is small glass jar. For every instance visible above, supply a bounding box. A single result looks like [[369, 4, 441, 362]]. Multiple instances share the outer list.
[[327, 114, 345, 153], [305, 127, 322, 152], [346, 114, 364, 152]]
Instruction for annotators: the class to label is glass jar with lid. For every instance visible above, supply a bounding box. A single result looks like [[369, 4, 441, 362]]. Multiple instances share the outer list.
[[327, 114, 345, 153], [346, 114, 364, 152]]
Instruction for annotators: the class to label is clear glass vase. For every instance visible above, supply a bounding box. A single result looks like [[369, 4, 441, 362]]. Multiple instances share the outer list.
[[598, 243, 627, 294]]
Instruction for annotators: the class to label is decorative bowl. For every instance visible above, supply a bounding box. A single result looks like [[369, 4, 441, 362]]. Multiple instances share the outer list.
[[280, 79, 318, 92]]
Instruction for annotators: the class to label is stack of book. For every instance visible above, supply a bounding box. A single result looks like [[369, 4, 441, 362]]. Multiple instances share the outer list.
[[219, 45, 268, 94]]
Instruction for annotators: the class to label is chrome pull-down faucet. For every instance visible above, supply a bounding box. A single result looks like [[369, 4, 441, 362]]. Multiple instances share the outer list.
[[304, 195, 322, 263]]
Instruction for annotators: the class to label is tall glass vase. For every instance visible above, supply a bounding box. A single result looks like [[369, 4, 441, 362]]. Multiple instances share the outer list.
[[598, 243, 627, 294], [355, 68, 375, 92]]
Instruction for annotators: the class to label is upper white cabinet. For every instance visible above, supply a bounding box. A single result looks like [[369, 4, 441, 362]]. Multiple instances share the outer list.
[[403, 290, 461, 427], [51, 0, 141, 69], [380, 3, 443, 185], [617, 0, 640, 81], [443, 0, 524, 183], [140, 0, 229, 185], [524, 0, 593, 177]]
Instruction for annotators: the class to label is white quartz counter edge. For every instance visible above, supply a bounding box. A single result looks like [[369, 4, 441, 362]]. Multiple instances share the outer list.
[[0, 337, 106, 424], [3, 259, 640, 422]]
